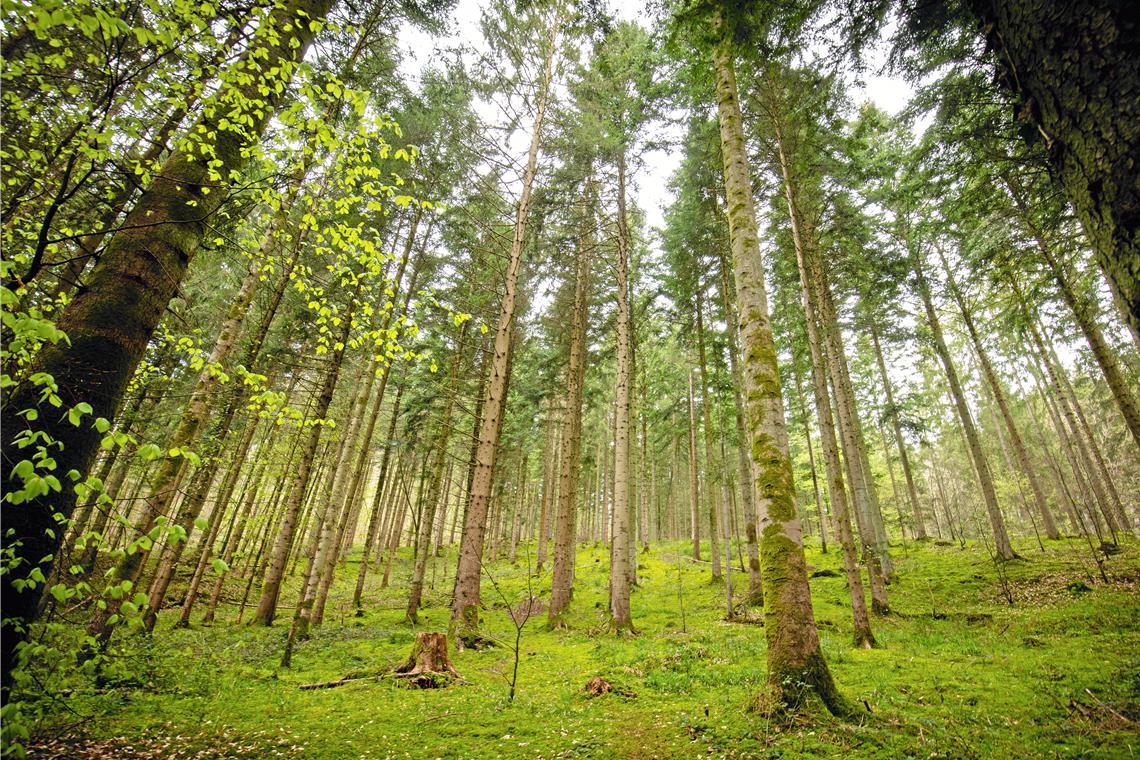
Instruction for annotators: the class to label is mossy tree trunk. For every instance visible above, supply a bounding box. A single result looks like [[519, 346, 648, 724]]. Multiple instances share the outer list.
[[710, 7, 847, 715], [966, 0, 1140, 335], [716, 249, 763, 605]]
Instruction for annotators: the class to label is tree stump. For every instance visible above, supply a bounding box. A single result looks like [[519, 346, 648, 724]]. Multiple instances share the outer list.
[[393, 632, 460, 688]]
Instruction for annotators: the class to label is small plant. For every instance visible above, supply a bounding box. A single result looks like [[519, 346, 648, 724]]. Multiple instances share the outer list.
[[482, 545, 539, 703]]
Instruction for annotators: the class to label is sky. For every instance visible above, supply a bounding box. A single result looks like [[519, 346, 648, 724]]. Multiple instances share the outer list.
[[395, 0, 916, 234]]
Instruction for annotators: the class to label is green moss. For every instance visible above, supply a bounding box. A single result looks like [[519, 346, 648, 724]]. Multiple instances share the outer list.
[[21, 538, 1140, 759]]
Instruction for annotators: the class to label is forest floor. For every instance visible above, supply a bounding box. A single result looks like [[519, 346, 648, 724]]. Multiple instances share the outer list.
[[25, 536, 1140, 759]]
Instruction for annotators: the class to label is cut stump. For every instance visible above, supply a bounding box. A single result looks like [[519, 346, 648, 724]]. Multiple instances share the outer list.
[[585, 676, 612, 696], [393, 632, 460, 688]]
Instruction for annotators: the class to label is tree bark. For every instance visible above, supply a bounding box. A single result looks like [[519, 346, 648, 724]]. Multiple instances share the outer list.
[[711, 8, 847, 715], [966, 0, 1140, 333], [608, 151, 635, 632], [450, 16, 558, 643], [1, 0, 334, 685], [548, 181, 594, 626], [911, 250, 1016, 560], [716, 249, 763, 603]]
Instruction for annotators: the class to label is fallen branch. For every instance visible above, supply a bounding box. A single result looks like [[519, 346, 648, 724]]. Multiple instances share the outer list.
[[299, 674, 384, 691], [1084, 688, 1134, 725]]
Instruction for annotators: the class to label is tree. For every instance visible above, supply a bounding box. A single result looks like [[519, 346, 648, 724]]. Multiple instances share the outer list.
[[703, 0, 850, 715], [451, 0, 563, 645], [1, 0, 336, 688]]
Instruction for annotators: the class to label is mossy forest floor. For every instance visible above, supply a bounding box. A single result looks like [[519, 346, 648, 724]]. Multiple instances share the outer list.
[[26, 537, 1140, 758]]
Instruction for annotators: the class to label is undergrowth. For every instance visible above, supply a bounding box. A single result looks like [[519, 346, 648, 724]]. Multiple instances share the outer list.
[[20, 536, 1140, 758]]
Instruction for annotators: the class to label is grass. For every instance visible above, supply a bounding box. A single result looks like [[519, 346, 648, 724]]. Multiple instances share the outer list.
[[23, 535, 1140, 758]]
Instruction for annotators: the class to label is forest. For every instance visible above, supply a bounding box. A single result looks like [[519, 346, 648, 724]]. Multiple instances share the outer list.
[[1, 0, 1137, 756]]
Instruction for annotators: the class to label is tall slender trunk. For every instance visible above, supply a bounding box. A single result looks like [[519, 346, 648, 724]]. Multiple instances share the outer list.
[[608, 150, 635, 631], [717, 249, 762, 602], [869, 323, 926, 538], [911, 248, 1015, 560], [173, 414, 265, 627], [451, 15, 558, 642], [686, 370, 702, 562], [773, 129, 888, 611], [535, 401, 558, 572], [1026, 317, 1124, 534], [253, 283, 360, 625], [939, 254, 1060, 539], [791, 366, 828, 554], [790, 241, 878, 641], [711, 9, 847, 714], [548, 182, 593, 626], [1003, 174, 1140, 449], [352, 376, 406, 611], [406, 327, 464, 623], [695, 294, 723, 581]]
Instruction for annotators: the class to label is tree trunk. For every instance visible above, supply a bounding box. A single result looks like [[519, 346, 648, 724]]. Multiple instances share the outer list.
[[772, 124, 888, 609], [173, 416, 264, 627], [253, 284, 360, 626], [711, 8, 848, 715], [869, 323, 926, 538], [406, 328, 464, 623], [451, 17, 558, 642], [940, 253, 1061, 539], [695, 294, 723, 582], [717, 249, 763, 603], [687, 370, 702, 562], [608, 151, 635, 632], [535, 401, 558, 572], [789, 232, 877, 645], [911, 250, 1015, 560], [2, 0, 334, 684], [791, 368, 829, 554], [352, 377, 406, 611], [548, 181, 593, 626], [966, 0, 1140, 333]]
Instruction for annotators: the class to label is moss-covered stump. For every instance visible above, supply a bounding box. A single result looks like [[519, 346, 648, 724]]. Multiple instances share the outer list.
[[392, 632, 460, 689]]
